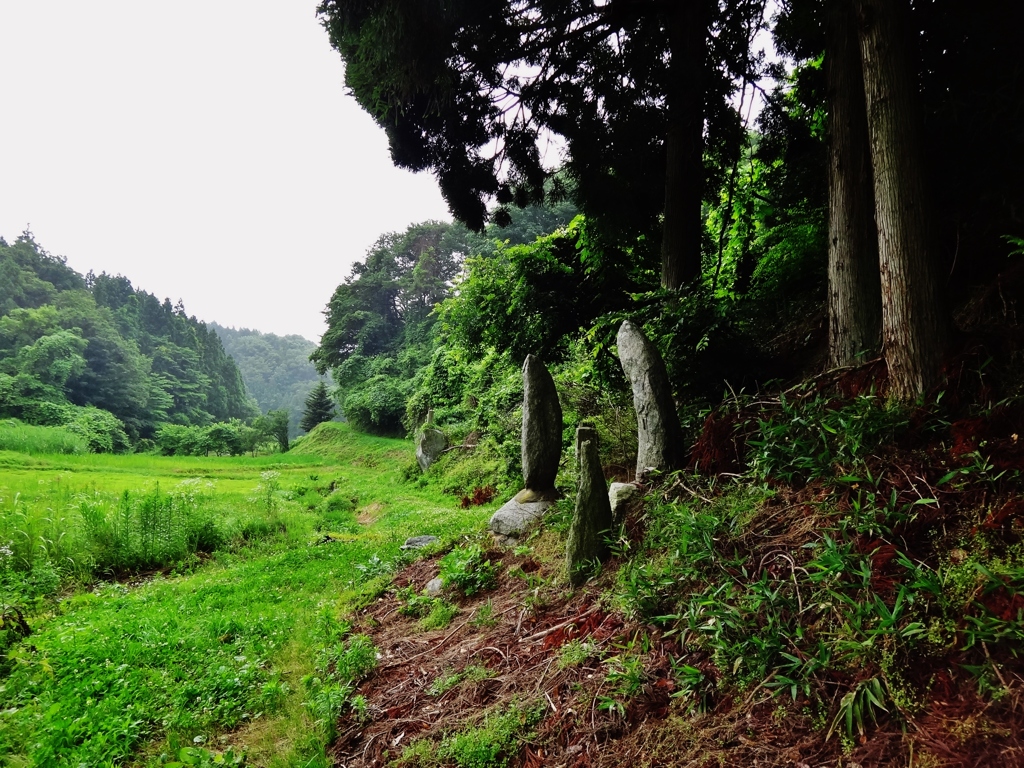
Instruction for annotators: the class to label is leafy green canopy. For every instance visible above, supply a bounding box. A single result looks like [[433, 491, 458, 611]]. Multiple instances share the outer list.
[[312, 206, 580, 436], [0, 232, 258, 446], [312, 221, 472, 434]]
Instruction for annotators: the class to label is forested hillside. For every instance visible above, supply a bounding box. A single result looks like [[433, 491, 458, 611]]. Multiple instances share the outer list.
[[313, 0, 1024, 443], [211, 323, 325, 438], [0, 232, 258, 449], [303, 5, 1024, 761]]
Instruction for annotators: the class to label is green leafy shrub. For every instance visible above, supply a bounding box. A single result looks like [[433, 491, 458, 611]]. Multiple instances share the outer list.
[[156, 421, 253, 457], [63, 406, 130, 453], [403, 702, 545, 768], [419, 600, 459, 631], [431, 440, 516, 499], [157, 423, 212, 456], [396, 586, 436, 618], [161, 745, 245, 767], [304, 626, 379, 741], [426, 665, 492, 696], [439, 544, 497, 596]]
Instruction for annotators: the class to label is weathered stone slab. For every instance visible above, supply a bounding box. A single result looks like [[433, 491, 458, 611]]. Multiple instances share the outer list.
[[416, 427, 447, 472], [566, 435, 613, 587], [489, 496, 552, 537], [575, 422, 598, 459], [617, 320, 684, 481], [401, 535, 440, 550], [608, 482, 638, 525], [521, 354, 563, 493]]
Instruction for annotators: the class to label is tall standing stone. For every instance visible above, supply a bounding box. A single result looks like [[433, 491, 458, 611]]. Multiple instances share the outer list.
[[617, 320, 684, 481], [521, 354, 562, 496], [489, 355, 563, 540], [566, 432, 613, 587]]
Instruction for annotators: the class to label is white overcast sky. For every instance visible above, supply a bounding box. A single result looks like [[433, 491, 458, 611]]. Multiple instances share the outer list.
[[0, 1, 452, 342]]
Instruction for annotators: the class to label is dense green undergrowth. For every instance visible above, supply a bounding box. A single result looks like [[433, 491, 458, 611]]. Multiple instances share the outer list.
[[6, 385, 1024, 766], [0, 422, 498, 767], [606, 386, 1024, 755]]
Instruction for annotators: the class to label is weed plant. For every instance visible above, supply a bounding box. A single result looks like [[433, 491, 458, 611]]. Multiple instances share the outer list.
[[399, 701, 545, 768], [426, 664, 492, 697], [556, 638, 596, 669], [420, 600, 459, 631], [0, 425, 497, 767], [303, 617, 379, 743], [0, 419, 88, 455], [745, 392, 910, 483], [439, 543, 497, 596]]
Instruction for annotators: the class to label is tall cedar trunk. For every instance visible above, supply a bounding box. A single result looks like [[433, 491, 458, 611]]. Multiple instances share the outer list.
[[661, 1, 706, 290], [856, 0, 946, 400], [827, 0, 881, 368]]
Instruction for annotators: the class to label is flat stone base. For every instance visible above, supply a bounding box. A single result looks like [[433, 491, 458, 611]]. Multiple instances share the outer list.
[[514, 487, 559, 503], [489, 494, 553, 538]]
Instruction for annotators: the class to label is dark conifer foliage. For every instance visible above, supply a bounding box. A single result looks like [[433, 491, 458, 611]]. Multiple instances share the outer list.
[[299, 381, 336, 434], [317, 0, 768, 289]]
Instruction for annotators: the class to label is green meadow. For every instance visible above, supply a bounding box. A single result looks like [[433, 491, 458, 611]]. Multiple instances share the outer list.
[[0, 423, 496, 767]]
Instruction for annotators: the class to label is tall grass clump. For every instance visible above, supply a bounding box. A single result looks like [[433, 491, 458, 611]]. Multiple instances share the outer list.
[[0, 479, 226, 597], [745, 392, 910, 483], [78, 478, 225, 574], [0, 418, 88, 455]]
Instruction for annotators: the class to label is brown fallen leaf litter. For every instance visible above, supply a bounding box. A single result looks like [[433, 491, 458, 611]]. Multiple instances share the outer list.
[[324, 538, 1024, 768]]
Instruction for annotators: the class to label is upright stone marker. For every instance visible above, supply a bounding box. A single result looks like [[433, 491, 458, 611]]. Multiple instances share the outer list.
[[416, 411, 447, 472], [575, 422, 598, 460], [617, 320, 684, 481], [566, 429, 613, 587], [521, 354, 563, 497], [490, 355, 564, 541]]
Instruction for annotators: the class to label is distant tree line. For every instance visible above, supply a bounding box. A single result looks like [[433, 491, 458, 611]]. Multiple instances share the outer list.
[[211, 323, 328, 439], [311, 208, 577, 435], [0, 231, 264, 452]]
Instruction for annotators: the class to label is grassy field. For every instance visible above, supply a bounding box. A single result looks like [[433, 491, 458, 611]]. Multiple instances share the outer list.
[[0, 423, 498, 767]]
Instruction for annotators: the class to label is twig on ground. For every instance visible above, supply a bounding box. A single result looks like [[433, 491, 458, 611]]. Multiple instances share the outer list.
[[520, 605, 600, 644], [385, 615, 473, 668]]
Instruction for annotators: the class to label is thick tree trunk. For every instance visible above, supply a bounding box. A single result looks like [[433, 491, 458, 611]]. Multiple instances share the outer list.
[[661, 1, 706, 290], [827, 0, 881, 368], [856, 0, 946, 400]]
